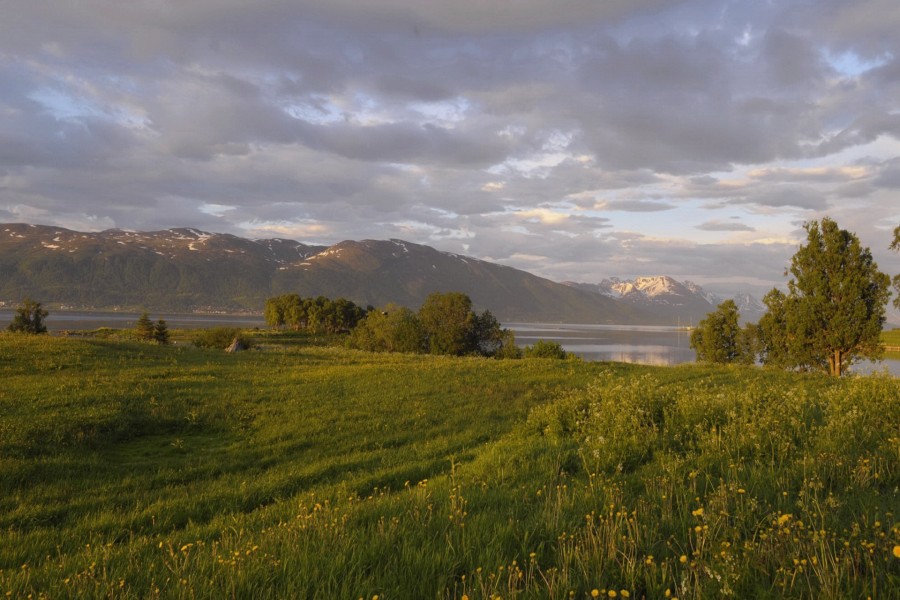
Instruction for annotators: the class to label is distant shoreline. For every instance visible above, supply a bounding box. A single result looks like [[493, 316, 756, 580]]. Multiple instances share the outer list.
[[0, 308, 266, 331]]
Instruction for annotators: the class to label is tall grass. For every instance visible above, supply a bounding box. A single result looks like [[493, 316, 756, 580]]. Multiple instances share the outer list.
[[0, 335, 898, 598]]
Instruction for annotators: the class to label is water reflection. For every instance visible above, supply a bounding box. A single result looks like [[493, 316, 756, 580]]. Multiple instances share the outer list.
[[507, 322, 900, 376]]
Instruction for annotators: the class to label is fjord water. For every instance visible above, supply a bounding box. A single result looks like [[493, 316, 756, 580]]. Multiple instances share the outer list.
[[507, 322, 900, 376], [508, 322, 696, 365]]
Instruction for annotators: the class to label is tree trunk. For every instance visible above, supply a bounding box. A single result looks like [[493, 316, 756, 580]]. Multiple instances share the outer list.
[[830, 350, 843, 377]]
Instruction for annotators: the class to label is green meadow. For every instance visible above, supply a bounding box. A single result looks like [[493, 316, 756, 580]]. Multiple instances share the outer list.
[[1, 333, 898, 598]]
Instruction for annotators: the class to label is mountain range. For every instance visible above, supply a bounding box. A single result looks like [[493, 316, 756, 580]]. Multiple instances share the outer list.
[[0, 223, 762, 324]]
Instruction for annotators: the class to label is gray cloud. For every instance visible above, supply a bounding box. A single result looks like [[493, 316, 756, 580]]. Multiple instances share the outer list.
[[601, 200, 676, 212], [1, 0, 899, 297], [733, 186, 830, 210], [875, 159, 900, 189], [696, 220, 756, 232]]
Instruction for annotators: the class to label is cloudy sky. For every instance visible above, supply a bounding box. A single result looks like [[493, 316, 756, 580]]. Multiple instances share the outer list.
[[2, 0, 899, 300]]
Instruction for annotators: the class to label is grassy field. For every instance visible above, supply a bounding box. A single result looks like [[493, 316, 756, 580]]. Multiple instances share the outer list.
[[1, 333, 898, 598]]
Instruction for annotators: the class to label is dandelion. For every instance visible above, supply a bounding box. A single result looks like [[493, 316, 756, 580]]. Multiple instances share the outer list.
[[679, 555, 688, 564], [777, 514, 792, 526], [893, 545, 900, 559], [691, 507, 704, 517], [591, 590, 600, 598], [621, 591, 630, 598], [608, 591, 617, 598]]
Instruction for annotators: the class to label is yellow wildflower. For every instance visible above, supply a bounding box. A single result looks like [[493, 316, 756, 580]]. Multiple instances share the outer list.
[[691, 507, 703, 517], [591, 591, 600, 598], [679, 555, 688, 564], [893, 545, 900, 559]]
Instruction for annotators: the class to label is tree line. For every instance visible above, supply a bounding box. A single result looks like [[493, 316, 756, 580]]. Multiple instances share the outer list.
[[266, 290, 570, 358], [348, 292, 523, 358], [265, 291, 524, 358], [691, 218, 900, 376], [3, 290, 566, 359], [264, 294, 367, 334]]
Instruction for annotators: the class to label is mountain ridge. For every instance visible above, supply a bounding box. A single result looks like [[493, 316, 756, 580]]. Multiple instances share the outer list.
[[0, 223, 765, 324], [0, 223, 645, 323]]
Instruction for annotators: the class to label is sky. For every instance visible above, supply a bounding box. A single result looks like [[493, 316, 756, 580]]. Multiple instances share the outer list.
[[1, 0, 899, 302]]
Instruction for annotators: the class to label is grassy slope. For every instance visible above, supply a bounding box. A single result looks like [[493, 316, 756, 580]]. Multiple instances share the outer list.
[[1, 335, 899, 598]]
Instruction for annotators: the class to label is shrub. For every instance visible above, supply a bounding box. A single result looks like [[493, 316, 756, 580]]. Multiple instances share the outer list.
[[192, 327, 253, 350], [523, 339, 568, 359], [7, 298, 48, 334]]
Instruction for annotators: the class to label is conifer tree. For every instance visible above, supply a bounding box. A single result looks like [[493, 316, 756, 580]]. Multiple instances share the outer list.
[[154, 319, 170, 345], [134, 312, 155, 341]]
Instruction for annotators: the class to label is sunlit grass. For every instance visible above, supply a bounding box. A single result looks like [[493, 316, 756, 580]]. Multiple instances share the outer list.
[[1, 334, 898, 598]]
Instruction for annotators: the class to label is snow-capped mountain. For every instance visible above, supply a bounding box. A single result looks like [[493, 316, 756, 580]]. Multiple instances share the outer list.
[[732, 292, 766, 316], [566, 276, 764, 324]]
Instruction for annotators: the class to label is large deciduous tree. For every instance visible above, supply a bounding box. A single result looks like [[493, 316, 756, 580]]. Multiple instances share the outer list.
[[690, 299, 753, 364], [419, 292, 477, 356], [757, 288, 799, 369], [348, 304, 424, 353], [776, 217, 890, 376]]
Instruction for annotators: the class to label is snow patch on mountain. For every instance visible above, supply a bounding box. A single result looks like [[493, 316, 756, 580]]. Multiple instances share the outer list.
[[566, 276, 765, 322]]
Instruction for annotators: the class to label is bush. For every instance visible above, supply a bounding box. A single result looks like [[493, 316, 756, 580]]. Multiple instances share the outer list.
[[523, 339, 568, 359], [192, 327, 254, 350], [7, 298, 48, 334]]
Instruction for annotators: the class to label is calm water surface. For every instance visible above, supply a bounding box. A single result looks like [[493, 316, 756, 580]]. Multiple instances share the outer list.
[[507, 322, 900, 376]]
